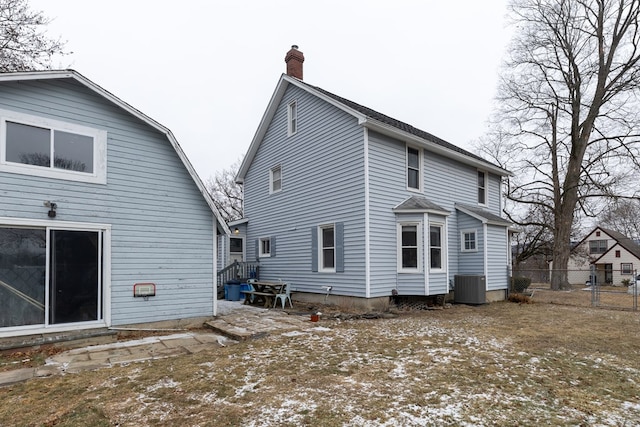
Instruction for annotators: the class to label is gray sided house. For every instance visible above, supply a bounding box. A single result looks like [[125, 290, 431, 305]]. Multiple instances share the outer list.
[[235, 47, 513, 308], [0, 70, 228, 339]]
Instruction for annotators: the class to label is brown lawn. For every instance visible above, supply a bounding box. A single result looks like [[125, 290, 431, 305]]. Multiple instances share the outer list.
[[0, 300, 639, 426]]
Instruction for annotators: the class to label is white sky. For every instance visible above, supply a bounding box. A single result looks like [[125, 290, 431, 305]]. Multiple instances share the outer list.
[[29, 0, 512, 181]]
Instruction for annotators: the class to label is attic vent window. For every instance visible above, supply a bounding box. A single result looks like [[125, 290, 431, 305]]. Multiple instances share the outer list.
[[287, 101, 297, 136]]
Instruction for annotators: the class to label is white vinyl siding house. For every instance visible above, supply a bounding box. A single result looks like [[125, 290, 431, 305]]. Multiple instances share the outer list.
[[567, 227, 640, 286], [236, 72, 512, 305], [0, 71, 228, 338]]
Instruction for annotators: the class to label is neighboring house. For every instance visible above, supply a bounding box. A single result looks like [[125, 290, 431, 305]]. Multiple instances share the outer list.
[[0, 70, 228, 339], [235, 46, 513, 308], [567, 227, 640, 285]]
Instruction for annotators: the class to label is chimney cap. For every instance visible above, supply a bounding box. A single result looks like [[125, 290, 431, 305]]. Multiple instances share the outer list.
[[291, 44, 299, 50]]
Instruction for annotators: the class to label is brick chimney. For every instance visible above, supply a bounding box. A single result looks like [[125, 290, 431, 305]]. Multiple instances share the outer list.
[[285, 45, 304, 80]]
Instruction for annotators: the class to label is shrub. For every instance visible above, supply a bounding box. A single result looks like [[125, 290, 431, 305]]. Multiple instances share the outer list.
[[511, 276, 532, 293], [508, 293, 532, 304]]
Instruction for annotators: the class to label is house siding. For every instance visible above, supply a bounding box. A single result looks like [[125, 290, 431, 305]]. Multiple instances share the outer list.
[[367, 130, 509, 296], [457, 213, 484, 275], [243, 84, 367, 297], [567, 228, 640, 286], [0, 78, 216, 327], [486, 224, 509, 290], [596, 246, 638, 285]]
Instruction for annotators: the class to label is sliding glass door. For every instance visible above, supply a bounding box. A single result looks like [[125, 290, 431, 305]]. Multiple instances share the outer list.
[[50, 230, 101, 324], [0, 228, 46, 327], [0, 226, 102, 329]]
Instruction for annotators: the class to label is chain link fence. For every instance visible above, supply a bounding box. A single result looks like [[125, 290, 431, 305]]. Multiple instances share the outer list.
[[511, 267, 638, 311]]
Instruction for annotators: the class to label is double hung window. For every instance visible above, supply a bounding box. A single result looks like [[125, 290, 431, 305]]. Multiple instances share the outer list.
[[407, 146, 421, 191], [320, 225, 335, 272], [589, 240, 607, 254], [398, 223, 420, 272], [270, 165, 282, 193], [477, 170, 487, 205], [259, 237, 271, 257], [430, 224, 444, 270], [287, 101, 297, 136]]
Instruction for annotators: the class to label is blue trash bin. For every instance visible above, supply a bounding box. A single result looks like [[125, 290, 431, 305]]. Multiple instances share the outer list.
[[226, 279, 241, 301]]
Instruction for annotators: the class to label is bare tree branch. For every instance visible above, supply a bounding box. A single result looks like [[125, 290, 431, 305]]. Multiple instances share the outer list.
[[0, 0, 69, 71], [480, 0, 640, 289]]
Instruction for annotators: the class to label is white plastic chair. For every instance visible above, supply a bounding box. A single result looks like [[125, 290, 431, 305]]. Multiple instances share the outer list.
[[273, 282, 293, 309]]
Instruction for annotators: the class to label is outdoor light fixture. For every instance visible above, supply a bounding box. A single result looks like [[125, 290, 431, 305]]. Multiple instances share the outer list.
[[44, 201, 57, 218], [133, 283, 156, 301], [234, 227, 240, 234]]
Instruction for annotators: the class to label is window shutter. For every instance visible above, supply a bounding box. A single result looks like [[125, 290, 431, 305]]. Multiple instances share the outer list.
[[271, 236, 276, 257], [336, 222, 344, 273], [255, 239, 259, 260], [311, 227, 318, 272]]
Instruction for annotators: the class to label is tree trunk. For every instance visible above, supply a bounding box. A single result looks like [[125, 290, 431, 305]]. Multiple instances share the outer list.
[[551, 220, 571, 290]]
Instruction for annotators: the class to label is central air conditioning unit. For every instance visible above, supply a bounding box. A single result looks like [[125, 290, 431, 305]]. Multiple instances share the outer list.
[[454, 275, 486, 304]]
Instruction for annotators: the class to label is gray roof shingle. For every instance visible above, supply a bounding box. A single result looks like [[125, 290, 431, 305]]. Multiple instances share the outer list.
[[455, 203, 512, 226], [302, 81, 495, 166], [393, 196, 449, 213]]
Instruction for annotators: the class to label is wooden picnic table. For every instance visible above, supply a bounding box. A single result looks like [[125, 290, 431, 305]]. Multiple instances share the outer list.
[[241, 280, 286, 307]]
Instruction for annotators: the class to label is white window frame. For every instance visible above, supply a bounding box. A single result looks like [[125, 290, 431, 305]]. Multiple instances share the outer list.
[[259, 237, 271, 258], [406, 145, 422, 192], [0, 109, 107, 184], [318, 224, 336, 273], [621, 263, 633, 275], [477, 170, 487, 206], [397, 222, 422, 273], [287, 100, 297, 136], [461, 229, 478, 252], [269, 165, 282, 194], [429, 222, 446, 272], [0, 217, 112, 338]]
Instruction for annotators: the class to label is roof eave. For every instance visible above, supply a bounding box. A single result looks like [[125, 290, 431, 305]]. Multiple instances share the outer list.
[[236, 75, 293, 183], [455, 204, 512, 227], [392, 208, 450, 215], [361, 118, 512, 177]]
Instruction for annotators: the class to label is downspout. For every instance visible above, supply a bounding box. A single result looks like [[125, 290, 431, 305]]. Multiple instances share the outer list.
[[424, 214, 429, 296], [483, 223, 489, 291], [364, 128, 371, 298], [213, 218, 218, 317]]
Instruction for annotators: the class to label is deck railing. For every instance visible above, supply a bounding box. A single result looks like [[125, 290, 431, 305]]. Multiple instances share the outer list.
[[217, 261, 260, 286]]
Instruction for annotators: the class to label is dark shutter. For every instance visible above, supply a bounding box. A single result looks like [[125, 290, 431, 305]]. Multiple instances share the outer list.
[[336, 222, 344, 273], [311, 227, 318, 272], [271, 236, 276, 257]]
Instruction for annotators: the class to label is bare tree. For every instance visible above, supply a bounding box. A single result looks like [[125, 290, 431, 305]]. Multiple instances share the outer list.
[[483, 0, 640, 289], [0, 0, 68, 72], [598, 198, 640, 239], [205, 159, 243, 224]]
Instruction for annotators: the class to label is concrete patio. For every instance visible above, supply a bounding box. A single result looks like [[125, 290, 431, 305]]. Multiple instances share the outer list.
[[0, 300, 320, 387]]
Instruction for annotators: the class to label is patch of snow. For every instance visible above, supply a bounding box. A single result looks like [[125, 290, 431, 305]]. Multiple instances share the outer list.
[[281, 330, 308, 337]]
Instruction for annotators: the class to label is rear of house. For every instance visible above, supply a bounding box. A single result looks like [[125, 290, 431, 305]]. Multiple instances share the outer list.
[[235, 47, 513, 308], [0, 71, 227, 339]]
